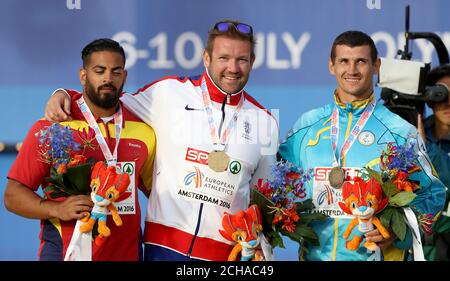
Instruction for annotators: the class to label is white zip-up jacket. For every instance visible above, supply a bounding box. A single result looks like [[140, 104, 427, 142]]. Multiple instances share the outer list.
[[122, 72, 279, 260]]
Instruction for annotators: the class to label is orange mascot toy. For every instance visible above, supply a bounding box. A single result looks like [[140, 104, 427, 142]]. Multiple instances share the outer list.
[[338, 177, 390, 251], [219, 204, 264, 261], [80, 161, 131, 245]]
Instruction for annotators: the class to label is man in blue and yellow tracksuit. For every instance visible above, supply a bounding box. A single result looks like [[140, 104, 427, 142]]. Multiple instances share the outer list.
[[279, 30, 445, 261]]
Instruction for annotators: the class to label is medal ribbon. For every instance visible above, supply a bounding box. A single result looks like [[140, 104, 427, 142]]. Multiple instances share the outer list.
[[200, 77, 244, 151], [76, 97, 122, 167], [330, 97, 376, 166]]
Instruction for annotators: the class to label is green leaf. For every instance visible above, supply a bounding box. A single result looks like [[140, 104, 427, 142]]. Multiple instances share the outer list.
[[363, 167, 383, 185], [295, 199, 314, 213], [296, 224, 319, 241], [281, 228, 300, 243], [46, 167, 65, 187], [63, 163, 93, 195], [389, 191, 416, 207], [379, 206, 395, 229], [251, 189, 275, 231], [382, 181, 400, 198], [43, 161, 94, 199], [281, 223, 319, 246], [268, 231, 284, 249], [391, 208, 407, 241], [300, 228, 320, 246], [299, 212, 328, 224], [251, 189, 324, 251]]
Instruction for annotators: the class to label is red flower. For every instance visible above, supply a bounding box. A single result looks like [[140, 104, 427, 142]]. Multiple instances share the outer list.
[[77, 127, 97, 151], [393, 171, 415, 192], [418, 213, 435, 236], [273, 206, 300, 233], [256, 178, 272, 198], [281, 220, 296, 233], [272, 212, 283, 225], [294, 184, 307, 199], [286, 171, 300, 181], [284, 206, 300, 223], [67, 154, 87, 168]]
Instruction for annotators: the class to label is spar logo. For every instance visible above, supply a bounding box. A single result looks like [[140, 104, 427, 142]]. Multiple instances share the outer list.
[[184, 167, 204, 188], [315, 167, 357, 182], [185, 147, 209, 166]]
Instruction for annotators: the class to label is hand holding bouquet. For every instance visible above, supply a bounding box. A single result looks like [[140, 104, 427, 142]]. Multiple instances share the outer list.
[[37, 123, 95, 200], [252, 161, 328, 260]]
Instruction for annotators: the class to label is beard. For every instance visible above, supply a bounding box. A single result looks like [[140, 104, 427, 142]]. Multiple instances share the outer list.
[[85, 79, 123, 109]]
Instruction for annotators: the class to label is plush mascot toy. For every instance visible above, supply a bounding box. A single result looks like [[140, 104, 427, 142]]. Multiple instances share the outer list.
[[338, 177, 390, 251], [219, 204, 264, 261], [80, 161, 131, 245]]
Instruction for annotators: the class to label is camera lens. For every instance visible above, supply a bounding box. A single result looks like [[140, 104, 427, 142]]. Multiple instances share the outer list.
[[425, 83, 449, 103]]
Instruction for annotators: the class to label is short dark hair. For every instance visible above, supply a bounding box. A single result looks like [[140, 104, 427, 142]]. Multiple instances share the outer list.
[[81, 38, 126, 67], [205, 19, 256, 58], [427, 63, 450, 85], [330, 30, 378, 63]]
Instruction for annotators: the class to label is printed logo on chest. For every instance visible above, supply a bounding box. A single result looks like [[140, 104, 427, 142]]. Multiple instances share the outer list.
[[358, 131, 375, 146]]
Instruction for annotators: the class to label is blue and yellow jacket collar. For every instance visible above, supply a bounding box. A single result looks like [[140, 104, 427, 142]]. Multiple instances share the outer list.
[[333, 92, 375, 116]]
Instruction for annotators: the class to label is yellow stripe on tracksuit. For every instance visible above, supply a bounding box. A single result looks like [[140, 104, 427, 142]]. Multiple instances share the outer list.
[[307, 127, 330, 146], [49, 218, 62, 237]]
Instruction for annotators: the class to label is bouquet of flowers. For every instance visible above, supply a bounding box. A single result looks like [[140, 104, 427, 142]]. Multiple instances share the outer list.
[[37, 123, 96, 200], [361, 138, 434, 241], [252, 160, 328, 260]]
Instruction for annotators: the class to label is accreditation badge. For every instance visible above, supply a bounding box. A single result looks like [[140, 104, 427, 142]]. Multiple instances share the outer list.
[[177, 161, 241, 210], [312, 166, 360, 218], [110, 161, 136, 215]]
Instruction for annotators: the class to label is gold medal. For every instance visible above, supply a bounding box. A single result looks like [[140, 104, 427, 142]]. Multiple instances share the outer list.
[[208, 151, 230, 172], [329, 166, 345, 189]]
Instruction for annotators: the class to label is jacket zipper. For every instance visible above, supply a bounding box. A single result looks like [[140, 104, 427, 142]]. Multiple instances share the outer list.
[[187, 94, 229, 258], [186, 203, 204, 257]]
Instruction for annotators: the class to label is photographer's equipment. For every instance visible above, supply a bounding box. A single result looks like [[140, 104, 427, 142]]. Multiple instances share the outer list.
[[378, 5, 449, 127]]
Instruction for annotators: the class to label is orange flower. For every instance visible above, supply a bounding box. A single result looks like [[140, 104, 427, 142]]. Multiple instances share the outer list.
[[393, 171, 414, 192], [67, 155, 87, 168], [284, 206, 300, 223], [272, 212, 283, 225], [272, 206, 301, 233], [57, 163, 67, 174], [271, 205, 284, 225], [281, 220, 296, 233], [408, 165, 421, 174]]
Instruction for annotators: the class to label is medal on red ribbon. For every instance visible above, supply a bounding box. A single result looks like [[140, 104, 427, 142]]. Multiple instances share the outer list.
[[329, 97, 376, 188], [200, 76, 244, 173]]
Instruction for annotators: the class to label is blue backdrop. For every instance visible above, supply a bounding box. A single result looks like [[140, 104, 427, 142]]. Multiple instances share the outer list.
[[1, 0, 449, 260]]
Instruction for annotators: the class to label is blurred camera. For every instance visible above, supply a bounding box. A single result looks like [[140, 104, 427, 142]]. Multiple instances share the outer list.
[[378, 5, 449, 127], [378, 58, 449, 127]]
